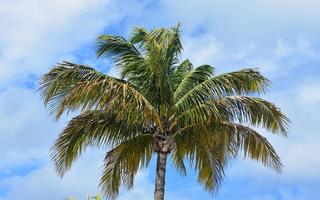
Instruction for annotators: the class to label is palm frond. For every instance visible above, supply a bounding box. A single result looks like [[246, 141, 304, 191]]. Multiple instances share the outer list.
[[170, 143, 187, 176], [174, 64, 214, 100], [96, 34, 147, 82], [165, 23, 183, 67], [100, 134, 153, 199], [39, 61, 106, 118], [50, 110, 146, 176], [194, 145, 226, 193], [173, 127, 234, 194], [96, 34, 143, 62], [179, 96, 289, 135], [215, 96, 290, 134], [222, 122, 283, 172], [169, 59, 193, 92], [130, 27, 148, 46], [175, 68, 270, 113], [174, 59, 193, 75], [38, 62, 161, 128]]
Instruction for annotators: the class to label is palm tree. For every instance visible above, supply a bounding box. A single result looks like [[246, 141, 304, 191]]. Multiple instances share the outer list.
[[39, 24, 289, 200]]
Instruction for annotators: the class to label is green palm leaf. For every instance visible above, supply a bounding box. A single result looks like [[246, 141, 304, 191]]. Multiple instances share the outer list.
[[51, 110, 147, 176], [175, 68, 271, 112], [100, 134, 153, 199], [174, 64, 214, 100], [39, 61, 161, 128], [222, 122, 283, 171]]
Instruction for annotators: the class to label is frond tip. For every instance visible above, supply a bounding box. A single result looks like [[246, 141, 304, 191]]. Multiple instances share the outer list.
[[223, 122, 283, 172]]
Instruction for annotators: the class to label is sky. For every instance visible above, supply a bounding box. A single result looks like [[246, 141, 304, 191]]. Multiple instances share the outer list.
[[0, 0, 320, 199]]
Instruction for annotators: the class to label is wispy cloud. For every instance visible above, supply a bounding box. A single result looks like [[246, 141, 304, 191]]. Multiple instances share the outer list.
[[0, 0, 119, 87]]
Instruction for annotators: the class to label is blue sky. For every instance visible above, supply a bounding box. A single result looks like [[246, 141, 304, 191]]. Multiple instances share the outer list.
[[1, 0, 320, 199]]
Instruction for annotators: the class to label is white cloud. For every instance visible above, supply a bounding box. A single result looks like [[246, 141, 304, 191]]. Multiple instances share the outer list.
[[0, 88, 59, 169], [182, 34, 221, 67], [1, 150, 105, 200], [0, 0, 118, 87], [159, 0, 320, 35], [182, 33, 320, 79], [297, 83, 320, 105]]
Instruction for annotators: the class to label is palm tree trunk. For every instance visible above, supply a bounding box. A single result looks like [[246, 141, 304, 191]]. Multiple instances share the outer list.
[[154, 152, 168, 200]]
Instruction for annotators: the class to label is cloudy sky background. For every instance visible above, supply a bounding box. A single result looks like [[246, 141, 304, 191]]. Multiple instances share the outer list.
[[1, 0, 320, 199]]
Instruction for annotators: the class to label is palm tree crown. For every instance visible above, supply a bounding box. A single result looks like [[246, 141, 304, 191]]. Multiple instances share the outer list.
[[39, 24, 289, 200]]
